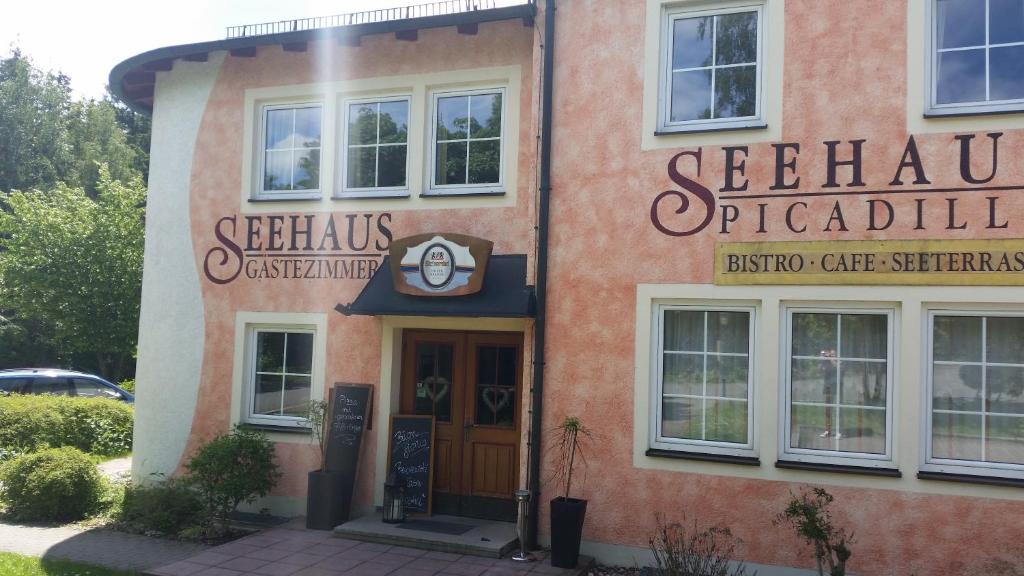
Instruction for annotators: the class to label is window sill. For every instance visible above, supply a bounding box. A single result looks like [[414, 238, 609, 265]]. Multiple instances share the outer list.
[[646, 448, 760, 466], [420, 189, 506, 198], [924, 107, 1024, 119], [333, 191, 410, 200], [775, 459, 901, 478], [249, 195, 322, 203], [655, 122, 767, 137], [242, 423, 312, 435], [917, 470, 1024, 488]]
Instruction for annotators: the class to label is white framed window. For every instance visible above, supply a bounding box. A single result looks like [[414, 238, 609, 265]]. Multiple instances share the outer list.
[[651, 304, 756, 457], [257, 102, 323, 200], [427, 88, 505, 195], [338, 96, 410, 198], [244, 326, 316, 428], [927, 0, 1024, 116], [658, 2, 765, 133], [925, 311, 1024, 477], [781, 308, 896, 467]]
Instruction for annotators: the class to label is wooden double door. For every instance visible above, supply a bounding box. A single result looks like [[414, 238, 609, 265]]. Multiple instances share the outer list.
[[400, 330, 522, 521]]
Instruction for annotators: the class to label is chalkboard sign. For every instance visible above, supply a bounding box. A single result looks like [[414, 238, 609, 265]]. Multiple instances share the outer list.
[[386, 415, 434, 515], [324, 384, 372, 522]]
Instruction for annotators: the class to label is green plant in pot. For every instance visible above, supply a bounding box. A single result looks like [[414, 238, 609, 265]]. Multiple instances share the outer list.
[[550, 416, 591, 568], [303, 399, 343, 530]]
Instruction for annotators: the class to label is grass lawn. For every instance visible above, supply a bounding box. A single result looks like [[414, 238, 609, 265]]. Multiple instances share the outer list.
[[0, 553, 136, 576]]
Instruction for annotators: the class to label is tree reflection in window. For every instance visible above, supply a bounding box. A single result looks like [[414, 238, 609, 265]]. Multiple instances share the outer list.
[[346, 99, 409, 190], [435, 92, 502, 186], [263, 105, 321, 192]]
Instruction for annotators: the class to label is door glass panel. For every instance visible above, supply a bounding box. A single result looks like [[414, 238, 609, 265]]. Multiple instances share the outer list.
[[476, 345, 516, 427], [414, 343, 453, 423]]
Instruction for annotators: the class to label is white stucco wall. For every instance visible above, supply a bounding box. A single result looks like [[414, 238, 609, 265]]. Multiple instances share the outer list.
[[132, 54, 224, 481]]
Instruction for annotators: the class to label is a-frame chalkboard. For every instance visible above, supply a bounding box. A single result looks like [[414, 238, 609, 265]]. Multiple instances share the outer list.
[[323, 383, 372, 522], [386, 415, 434, 515]]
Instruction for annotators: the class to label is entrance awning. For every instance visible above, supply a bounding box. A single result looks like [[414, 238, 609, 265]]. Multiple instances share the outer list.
[[336, 254, 535, 318]]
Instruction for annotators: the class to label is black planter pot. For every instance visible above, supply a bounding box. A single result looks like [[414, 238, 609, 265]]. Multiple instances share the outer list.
[[305, 470, 344, 530], [550, 496, 588, 568]]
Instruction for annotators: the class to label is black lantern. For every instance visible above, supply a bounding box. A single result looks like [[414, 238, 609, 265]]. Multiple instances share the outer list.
[[383, 473, 406, 524]]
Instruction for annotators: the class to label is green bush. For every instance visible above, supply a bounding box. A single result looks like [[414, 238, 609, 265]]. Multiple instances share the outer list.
[[186, 426, 280, 533], [0, 447, 105, 522], [118, 379, 135, 394], [117, 480, 205, 537], [0, 395, 133, 460]]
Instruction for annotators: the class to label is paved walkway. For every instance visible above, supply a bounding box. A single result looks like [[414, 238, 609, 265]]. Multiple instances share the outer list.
[[97, 455, 133, 481], [148, 527, 592, 576], [0, 520, 208, 571]]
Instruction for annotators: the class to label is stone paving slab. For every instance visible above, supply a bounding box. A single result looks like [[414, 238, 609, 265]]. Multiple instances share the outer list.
[[147, 527, 593, 576], [0, 520, 208, 571]]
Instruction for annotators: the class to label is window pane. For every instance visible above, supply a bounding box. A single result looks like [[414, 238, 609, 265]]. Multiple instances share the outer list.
[[936, 0, 986, 48], [840, 361, 887, 408], [792, 313, 837, 357], [264, 151, 292, 191], [705, 399, 747, 443], [468, 140, 500, 184], [987, 366, 1024, 413], [714, 65, 756, 118], [477, 385, 515, 427], [991, 0, 1024, 43], [671, 16, 713, 69], [933, 364, 983, 411], [293, 107, 321, 148], [265, 108, 293, 149], [497, 346, 517, 386], [662, 397, 702, 439], [715, 12, 758, 65], [347, 147, 376, 189], [791, 403, 837, 450], [282, 375, 311, 417], [284, 333, 313, 374], [933, 316, 982, 362], [664, 310, 704, 352], [73, 378, 111, 398], [257, 332, 285, 372], [437, 96, 468, 140], [986, 415, 1024, 464], [706, 355, 748, 399], [706, 311, 748, 353], [987, 316, 1024, 363], [414, 343, 453, 423], [378, 145, 408, 187], [436, 142, 468, 185], [792, 358, 837, 403], [932, 411, 983, 461], [469, 93, 502, 139], [840, 314, 887, 359], [378, 101, 409, 144], [254, 374, 283, 415], [663, 353, 703, 396], [670, 70, 712, 121], [837, 407, 886, 454], [990, 45, 1024, 101], [348, 104, 378, 146], [477, 346, 497, 386], [936, 49, 986, 104], [293, 149, 320, 190]]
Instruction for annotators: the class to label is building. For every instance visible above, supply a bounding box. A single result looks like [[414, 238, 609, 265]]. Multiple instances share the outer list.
[[113, 1, 1024, 574]]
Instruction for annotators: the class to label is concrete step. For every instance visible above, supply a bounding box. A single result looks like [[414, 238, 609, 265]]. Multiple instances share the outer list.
[[334, 512, 518, 558]]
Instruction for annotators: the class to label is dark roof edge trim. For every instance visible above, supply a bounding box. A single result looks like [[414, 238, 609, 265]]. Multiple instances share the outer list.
[[335, 302, 534, 319], [110, 3, 536, 115]]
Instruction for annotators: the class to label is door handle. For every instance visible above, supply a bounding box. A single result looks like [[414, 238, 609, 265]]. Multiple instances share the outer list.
[[463, 421, 473, 441]]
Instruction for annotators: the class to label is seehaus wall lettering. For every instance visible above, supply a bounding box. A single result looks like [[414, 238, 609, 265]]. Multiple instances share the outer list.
[[202, 213, 392, 284], [651, 133, 1016, 237]]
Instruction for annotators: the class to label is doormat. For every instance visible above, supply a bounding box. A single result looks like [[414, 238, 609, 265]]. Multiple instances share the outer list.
[[395, 519, 474, 536]]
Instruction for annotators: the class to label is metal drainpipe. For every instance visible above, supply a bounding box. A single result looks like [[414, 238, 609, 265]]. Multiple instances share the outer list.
[[526, 0, 555, 552]]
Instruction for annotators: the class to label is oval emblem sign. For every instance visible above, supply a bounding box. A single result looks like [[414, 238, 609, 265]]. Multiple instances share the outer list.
[[420, 243, 455, 288]]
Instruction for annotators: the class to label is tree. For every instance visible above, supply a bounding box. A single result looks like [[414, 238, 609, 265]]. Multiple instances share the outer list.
[[0, 166, 144, 381], [66, 98, 143, 196]]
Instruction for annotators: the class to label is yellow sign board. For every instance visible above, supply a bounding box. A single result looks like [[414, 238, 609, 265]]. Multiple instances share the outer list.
[[714, 239, 1024, 286]]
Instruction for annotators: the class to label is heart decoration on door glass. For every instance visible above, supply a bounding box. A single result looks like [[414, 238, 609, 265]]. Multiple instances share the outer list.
[[421, 376, 450, 403], [481, 387, 512, 413]]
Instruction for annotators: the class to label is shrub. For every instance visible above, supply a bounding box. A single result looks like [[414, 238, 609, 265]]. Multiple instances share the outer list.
[[649, 515, 752, 576], [117, 479, 205, 537], [0, 395, 133, 460], [0, 447, 105, 522], [186, 426, 280, 533], [776, 488, 853, 576], [118, 379, 135, 394]]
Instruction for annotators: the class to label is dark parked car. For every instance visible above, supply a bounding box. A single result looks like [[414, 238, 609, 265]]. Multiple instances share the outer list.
[[0, 369, 134, 403]]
